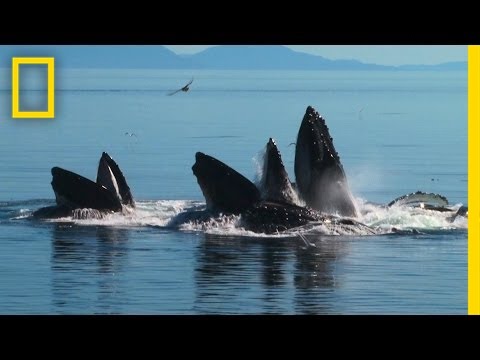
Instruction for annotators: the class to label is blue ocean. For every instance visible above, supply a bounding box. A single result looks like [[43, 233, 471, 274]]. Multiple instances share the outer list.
[[0, 69, 467, 314]]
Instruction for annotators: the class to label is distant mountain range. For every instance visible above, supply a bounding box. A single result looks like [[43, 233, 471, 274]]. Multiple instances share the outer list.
[[0, 45, 467, 71]]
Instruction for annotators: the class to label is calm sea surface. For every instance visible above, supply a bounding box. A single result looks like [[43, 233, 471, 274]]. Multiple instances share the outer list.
[[0, 69, 467, 314]]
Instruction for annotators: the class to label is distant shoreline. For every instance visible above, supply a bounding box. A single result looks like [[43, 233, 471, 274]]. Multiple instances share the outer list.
[[0, 45, 467, 71]]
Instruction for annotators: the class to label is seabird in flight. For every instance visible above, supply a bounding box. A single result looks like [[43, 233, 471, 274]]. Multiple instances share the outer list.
[[167, 77, 194, 96]]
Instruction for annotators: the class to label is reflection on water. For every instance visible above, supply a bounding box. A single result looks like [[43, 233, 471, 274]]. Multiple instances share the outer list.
[[51, 224, 130, 314], [0, 217, 465, 314], [293, 237, 347, 314], [194, 234, 348, 314]]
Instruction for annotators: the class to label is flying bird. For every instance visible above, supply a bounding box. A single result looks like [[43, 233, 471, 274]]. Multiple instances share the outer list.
[[167, 77, 194, 96], [125, 132, 137, 137]]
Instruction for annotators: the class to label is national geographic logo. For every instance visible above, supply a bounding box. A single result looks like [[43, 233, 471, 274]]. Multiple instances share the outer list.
[[11, 57, 55, 119]]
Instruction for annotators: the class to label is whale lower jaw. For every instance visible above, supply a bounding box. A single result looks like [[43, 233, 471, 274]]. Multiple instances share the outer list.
[[240, 201, 320, 234], [240, 201, 373, 235], [32, 205, 111, 220]]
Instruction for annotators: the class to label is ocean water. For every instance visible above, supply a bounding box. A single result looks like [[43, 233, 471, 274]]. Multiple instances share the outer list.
[[0, 69, 467, 314]]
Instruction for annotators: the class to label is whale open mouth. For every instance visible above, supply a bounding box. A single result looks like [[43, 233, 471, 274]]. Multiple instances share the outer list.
[[97, 152, 135, 207], [260, 138, 298, 205], [35, 152, 135, 219], [264, 138, 284, 178], [294, 106, 358, 217], [51, 167, 123, 212], [295, 106, 341, 173]]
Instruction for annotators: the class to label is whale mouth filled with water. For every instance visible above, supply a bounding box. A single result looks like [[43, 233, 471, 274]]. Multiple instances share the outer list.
[[191, 151, 379, 235], [34, 152, 134, 219], [51, 166, 123, 212], [294, 106, 358, 217]]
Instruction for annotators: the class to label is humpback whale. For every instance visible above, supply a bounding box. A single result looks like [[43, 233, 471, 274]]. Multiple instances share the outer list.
[[259, 138, 298, 205], [33, 152, 134, 219], [192, 152, 261, 213], [388, 191, 449, 209], [97, 152, 135, 207], [192, 152, 376, 235], [294, 106, 358, 217], [387, 191, 468, 221], [52, 166, 122, 212]]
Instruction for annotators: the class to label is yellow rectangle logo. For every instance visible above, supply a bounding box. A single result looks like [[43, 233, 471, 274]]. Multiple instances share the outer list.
[[12, 57, 55, 118]]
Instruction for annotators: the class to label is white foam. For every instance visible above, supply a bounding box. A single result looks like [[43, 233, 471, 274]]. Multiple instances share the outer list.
[[51, 200, 202, 228], [252, 148, 266, 186], [20, 197, 467, 236], [11, 208, 32, 220]]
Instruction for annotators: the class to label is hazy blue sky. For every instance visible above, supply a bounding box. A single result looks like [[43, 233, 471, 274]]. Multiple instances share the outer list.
[[164, 45, 466, 66]]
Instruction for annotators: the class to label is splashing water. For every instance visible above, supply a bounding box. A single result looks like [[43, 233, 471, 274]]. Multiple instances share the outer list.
[[357, 198, 467, 231], [2, 196, 467, 238], [252, 147, 266, 188]]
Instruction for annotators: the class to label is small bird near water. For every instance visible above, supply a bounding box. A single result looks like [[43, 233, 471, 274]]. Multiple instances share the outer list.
[[167, 77, 194, 96]]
